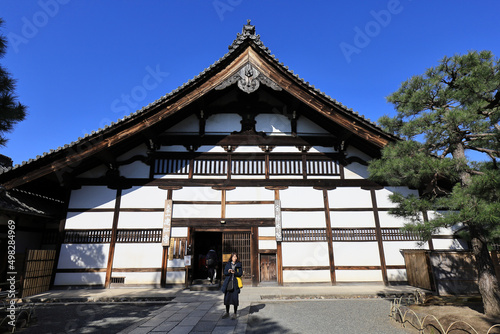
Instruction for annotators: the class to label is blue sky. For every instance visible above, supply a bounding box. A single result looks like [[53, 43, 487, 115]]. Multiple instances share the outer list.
[[1, 1, 499, 165]]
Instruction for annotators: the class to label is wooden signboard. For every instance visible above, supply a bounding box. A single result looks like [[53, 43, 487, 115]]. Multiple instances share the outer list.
[[162, 199, 173, 247], [274, 200, 282, 241]]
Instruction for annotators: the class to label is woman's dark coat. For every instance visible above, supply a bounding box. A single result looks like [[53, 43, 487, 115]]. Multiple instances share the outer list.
[[221, 261, 242, 293]]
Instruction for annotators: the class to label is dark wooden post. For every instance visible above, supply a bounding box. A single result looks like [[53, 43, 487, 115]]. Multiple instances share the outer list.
[[251, 226, 259, 287], [369, 188, 388, 285], [105, 188, 122, 288]]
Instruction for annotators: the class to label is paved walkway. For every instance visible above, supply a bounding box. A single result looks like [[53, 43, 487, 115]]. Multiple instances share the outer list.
[[23, 283, 424, 333]]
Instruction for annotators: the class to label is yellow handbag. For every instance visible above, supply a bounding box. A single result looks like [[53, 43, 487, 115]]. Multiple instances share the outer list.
[[236, 276, 243, 288]]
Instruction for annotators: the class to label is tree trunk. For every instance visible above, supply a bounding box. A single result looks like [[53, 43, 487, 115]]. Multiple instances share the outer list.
[[471, 233, 500, 317]]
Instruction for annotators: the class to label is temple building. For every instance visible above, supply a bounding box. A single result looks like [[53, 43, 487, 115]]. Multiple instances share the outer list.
[[0, 22, 465, 289]]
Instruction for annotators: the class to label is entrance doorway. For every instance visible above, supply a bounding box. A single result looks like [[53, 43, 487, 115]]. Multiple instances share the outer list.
[[192, 232, 222, 281]]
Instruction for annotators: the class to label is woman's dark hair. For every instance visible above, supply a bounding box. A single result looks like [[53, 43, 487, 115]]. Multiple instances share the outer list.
[[230, 252, 239, 262]]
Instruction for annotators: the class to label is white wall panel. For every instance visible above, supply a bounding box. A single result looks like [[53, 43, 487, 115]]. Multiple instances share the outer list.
[[68, 186, 116, 209], [196, 145, 226, 153], [120, 161, 150, 178], [173, 187, 220, 201], [282, 242, 329, 267], [168, 259, 185, 268], [283, 270, 331, 283], [271, 146, 301, 153], [117, 212, 163, 229], [233, 146, 264, 153], [166, 271, 186, 284], [432, 239, 467, 250], [333, 242, 380, 266], [57, 244, 109, 268], [165, 114, 198, 133], [297, 116, 329, 134], [282, 212, 326, 228], [345, 147, 372, 161], [113, 244, 162, 268], [383, 241, 427, 265], [225, 204, 274, 218], [343, 163, 369, 179], [309, 146, 337, 153], [328, 188, 372, 208], [226, 187, 274, 201], [158, 145, 189, 152], [121, 186, 166, 208], [259, 240, 277, 250], [280, 187, 324, 208], [387, 269, 407, 281], [205, 113, 241, 133], [255, 114, 290, 134], [378, 211, 406, 228], [54, 273, 106, 286], [65, 212, 114, 229], [173, 204, 220, 218], [330, 212, 375, 228], [171, 227, 188, 238], [336, 270, 383, 282], [119, 272, 161, 284], [259, 227, 276, 236], [376, 187, 419, 208]]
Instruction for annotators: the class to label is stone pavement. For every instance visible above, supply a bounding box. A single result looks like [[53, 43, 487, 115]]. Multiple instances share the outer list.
[[24, 283, 425, 333]]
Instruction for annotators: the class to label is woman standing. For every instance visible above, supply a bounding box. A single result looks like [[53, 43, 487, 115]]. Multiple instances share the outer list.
[[221, 252, 242, 319]]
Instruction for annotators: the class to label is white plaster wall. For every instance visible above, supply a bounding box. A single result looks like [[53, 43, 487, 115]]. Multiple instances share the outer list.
[[166, 271, 186, 284], [378, 211, 406, 228], [117, 144, 147, 161], [343, 163, 369, 179], [283, 270, 331, 283], [376, 187, 419, 208], [119, 272, 161, 284], [205, 113, 241, 133], [158, 145, 189, 152], [57, 244, 109, 268], [121, 186, 166, 208], [255, 114, 290, 134], [117, 212, 164, 229], [77, 164, 107, 178], [259, 240, 277, 250], [336, 270, 383, 282], [387, 269, 407, 281], [54, 273, 106, 286], [120, 161, 150, 178], [383, 241, 427, 265], [233, 146, 265, 153], [165, 114, 198, 133], [280, 187, 324, 208], [65, 212, 114, 229], [196, 145, 226, 153], [309, 146, 337, 153], [345, 147, 372, 161], [168, 259, 185, 268], [225, 204, 274, 218], [330, 212, 375, 228], [173, 204, 220, 218], [328, 188, 372, 209], [113, 244, 162, 268], [432, 239, 467, 250], [271, 146, 302, 153], [173, 187, 220, 201], [282, 242, 329, 267], [171, 227, 188, 238], [333, 242, 380, 266], [259, 227, 276, 236], [68, 186, 116, 209], [226, 187, 274, 201], [282, 212, 326, 228], [297, 116, 329, 134]]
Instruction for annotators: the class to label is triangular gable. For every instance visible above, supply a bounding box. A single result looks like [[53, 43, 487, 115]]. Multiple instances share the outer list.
[[0, 22, 398, 190]]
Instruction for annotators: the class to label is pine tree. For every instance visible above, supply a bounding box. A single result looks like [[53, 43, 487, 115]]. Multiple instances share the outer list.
[[369, 50, 500, 316], [0, 18, 26, 147]]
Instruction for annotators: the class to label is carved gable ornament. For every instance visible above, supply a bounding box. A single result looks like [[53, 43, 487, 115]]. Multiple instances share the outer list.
[[215, 62, 282, 94]]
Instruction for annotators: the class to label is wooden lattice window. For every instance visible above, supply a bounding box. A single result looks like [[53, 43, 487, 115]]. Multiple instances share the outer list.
[[332, 228, 377, 241], [306, 159, 339, 176], [282, 229, 327, 242], [168, 237, 188, 260], [269, 159, 303, 176], [64, 230, 112, 243], [116, 229, 162, 243], [231, 158, 265, 175], [154, 158, 190, 175], [381, 228, 421, 241], [193, 159, 227, 175]]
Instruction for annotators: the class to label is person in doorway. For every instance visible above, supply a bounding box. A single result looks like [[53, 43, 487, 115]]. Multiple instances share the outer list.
[[206, 247, 217, 284], [221, 252, 242, 319]]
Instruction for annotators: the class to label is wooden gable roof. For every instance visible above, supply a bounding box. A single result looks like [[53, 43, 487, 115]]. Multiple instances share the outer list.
[[0, 22, 398, 191]]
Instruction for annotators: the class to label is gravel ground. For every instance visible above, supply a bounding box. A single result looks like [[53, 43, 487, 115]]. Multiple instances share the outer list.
[[247, 299, 409, 334]]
